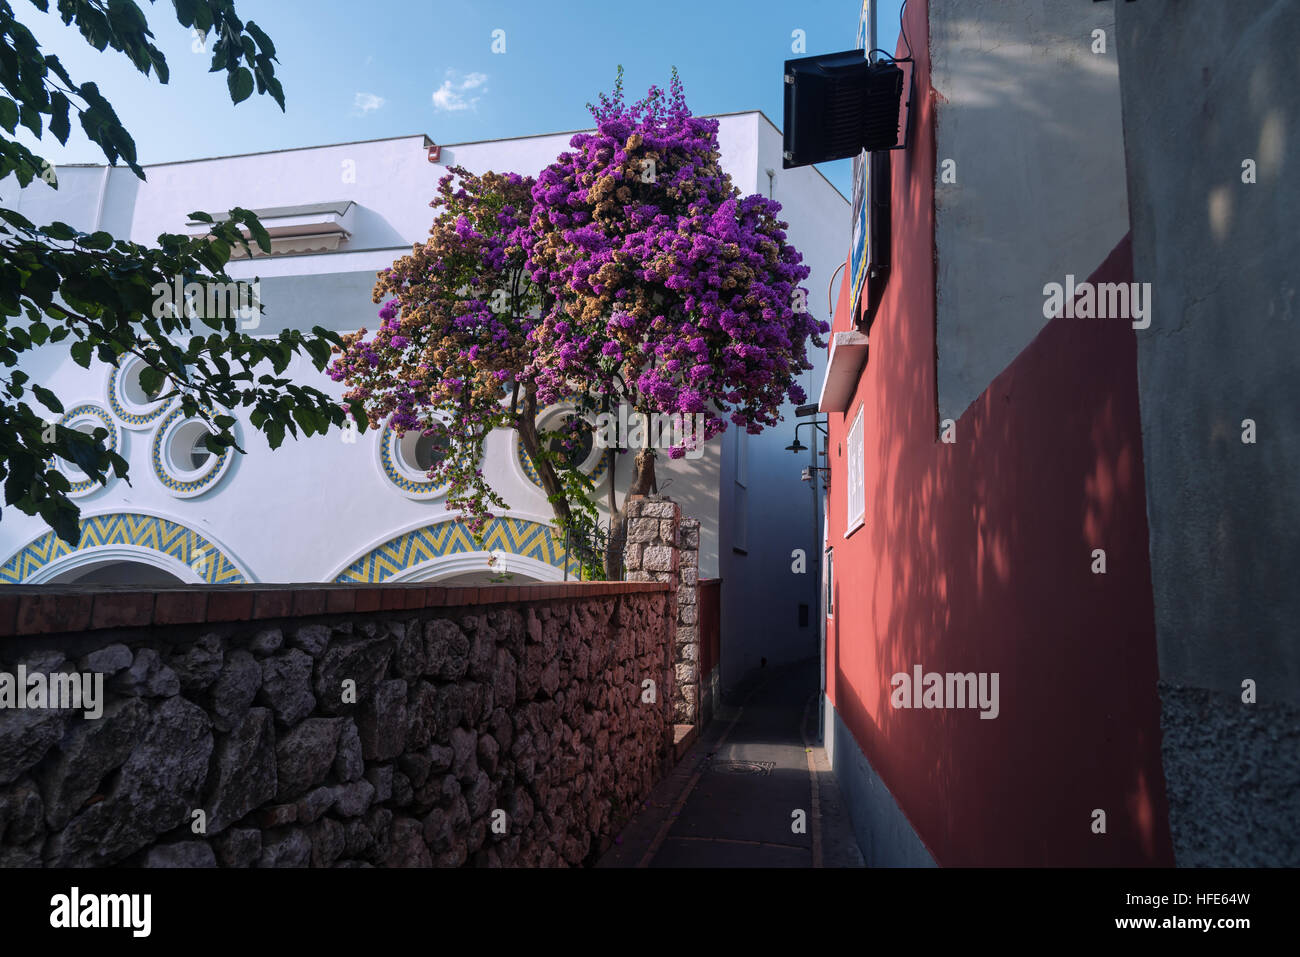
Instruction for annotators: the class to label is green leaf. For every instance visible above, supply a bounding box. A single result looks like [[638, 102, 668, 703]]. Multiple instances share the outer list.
[[70, 340, 93, 368], [231, 208, 271, 255], [137, 365, 165, 398], [18, 103, 42, 138], [48, 91, 71, 143], [265, 75, 285, 111], [173, 0, 199, 28], [227, 66, 254, 104], [303, 338, 332, 368], [192, 0, 214, 34], [0, 98, 18, 134], [60, 431, 101, 475], [32, 385, 63, 414], [45, 469, 71, 494], [149, 48, 170, 84], [43, 497, 83, 546], [42, 222, 76, 242], [246, 21, 277, 58]]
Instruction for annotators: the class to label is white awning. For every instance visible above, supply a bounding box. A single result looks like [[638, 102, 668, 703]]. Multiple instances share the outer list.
[[817, 330, 869, 413], [187, 201, 357, 257]]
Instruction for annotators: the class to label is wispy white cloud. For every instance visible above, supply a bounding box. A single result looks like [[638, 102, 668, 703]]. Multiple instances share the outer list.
[[432, 70, 487, 112], [353, 92, 385, 114]]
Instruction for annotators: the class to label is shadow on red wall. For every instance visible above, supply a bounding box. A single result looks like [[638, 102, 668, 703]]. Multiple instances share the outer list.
[[824, 0, 1173, 867]]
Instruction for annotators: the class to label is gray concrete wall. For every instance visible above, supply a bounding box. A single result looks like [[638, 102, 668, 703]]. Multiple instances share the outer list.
[[1116, 1, 1300, 867], [824, 699, 935, 867], [930, 0, 1129, 421]]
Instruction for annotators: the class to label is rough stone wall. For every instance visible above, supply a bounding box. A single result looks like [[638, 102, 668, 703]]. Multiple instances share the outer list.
[[0, 587, 674, 867], [622, 498, 701, 725]]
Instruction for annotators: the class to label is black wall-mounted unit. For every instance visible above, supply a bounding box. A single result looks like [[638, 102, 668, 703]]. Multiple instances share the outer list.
[[782, 51, 905, 168]]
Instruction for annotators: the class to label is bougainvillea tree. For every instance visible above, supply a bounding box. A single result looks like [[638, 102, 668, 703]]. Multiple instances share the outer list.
[[333, 70, 825, 578], [528, 68, 824, 571]]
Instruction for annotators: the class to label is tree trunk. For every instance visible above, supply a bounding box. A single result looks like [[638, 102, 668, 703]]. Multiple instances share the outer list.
[[604, 447, 657, 581], [603, 447, 621, 580], [516, 388, 583, 570]]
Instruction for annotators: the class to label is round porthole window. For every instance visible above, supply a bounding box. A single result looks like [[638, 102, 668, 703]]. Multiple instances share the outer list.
[[107, 353, 175, 429], [517, 405, 607, 489], [151, 407, 233, 498], [169, 419, 217, 473], [378, 416, 454, 499], [51, 404, 120, 498], [401, 429, 448, 473]]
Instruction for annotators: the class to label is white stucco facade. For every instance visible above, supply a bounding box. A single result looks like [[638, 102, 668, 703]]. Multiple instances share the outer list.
[[1, 115, 846, 689]]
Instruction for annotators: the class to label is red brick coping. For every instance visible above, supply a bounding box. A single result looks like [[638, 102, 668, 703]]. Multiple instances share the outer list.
[[0, 581, 670, 637]]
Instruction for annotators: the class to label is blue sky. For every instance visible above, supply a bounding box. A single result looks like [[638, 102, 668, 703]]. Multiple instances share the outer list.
[[16, 0, 906, 201]]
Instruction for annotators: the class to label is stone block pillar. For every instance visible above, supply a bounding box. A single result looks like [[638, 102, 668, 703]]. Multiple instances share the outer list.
[[675, 518, 701, 725], [622, 496, 702, 726]]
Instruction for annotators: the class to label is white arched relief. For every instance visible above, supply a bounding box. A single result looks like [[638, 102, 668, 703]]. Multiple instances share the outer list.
[[26, 543, 203, 584], [387, 551, 564, 584]]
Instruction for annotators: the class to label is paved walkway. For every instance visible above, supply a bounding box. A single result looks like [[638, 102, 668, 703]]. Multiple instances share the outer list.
[[597, 658, 865, 868]]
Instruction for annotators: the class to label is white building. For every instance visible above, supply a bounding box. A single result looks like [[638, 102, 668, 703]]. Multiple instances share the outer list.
[[1, 114, 847, 689]]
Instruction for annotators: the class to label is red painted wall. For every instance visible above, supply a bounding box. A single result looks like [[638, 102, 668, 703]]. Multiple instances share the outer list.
[[824, 0, 1172, 866]]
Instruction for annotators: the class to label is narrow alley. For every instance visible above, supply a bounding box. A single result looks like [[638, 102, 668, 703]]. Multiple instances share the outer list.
[[598, 660, 864, 868]]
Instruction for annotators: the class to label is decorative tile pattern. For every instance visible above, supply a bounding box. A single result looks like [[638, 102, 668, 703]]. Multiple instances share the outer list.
[[0, 512, 246, 584], [107, 357, 174, 428], [52, 404, 120, 498], [379, 419, 448, 496], [151, 406, 231, 497], [335, 516, 580, 582]]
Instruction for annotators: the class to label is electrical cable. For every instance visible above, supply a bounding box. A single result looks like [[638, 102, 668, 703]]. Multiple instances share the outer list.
[[868, 0, 913, 64]]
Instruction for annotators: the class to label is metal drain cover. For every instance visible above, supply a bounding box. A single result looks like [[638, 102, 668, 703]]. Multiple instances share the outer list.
[[708, 760, 776, 776]]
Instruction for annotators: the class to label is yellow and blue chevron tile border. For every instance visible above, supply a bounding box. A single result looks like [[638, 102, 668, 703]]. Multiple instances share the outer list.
[[0, 512, 247, 584], [151, 406, 231, 497], [334, 516, 581, 582], [107, 356, 174, 428], [50, 404, 120, 498]]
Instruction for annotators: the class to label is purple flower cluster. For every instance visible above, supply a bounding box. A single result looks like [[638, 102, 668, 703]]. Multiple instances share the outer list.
[[331, 72, 825, 523], [525, 69, 823, 443]]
